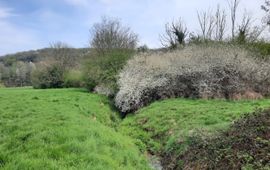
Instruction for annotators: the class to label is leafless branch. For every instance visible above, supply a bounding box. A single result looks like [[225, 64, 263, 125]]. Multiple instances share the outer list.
[[214, 5, 227, 41], [90, 16, 138, 53], [228, 0, 240, 38], [160, 18, 188, 49], [197, 10, 215, 40]]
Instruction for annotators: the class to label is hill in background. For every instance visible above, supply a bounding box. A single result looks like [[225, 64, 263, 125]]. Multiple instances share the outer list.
[[0, 48, 90, 66]]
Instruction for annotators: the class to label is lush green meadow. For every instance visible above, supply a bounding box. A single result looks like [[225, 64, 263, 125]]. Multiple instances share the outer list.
[[119, 98, 270, 155], [0, 88, 150, 170], [0, 88, 270, 169]]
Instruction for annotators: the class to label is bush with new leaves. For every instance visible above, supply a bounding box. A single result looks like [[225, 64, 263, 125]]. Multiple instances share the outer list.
[[64, 69, 84, 87], [31, 64, 64, 89], [115, 45, 270, 113], [83, 49, 134, 96], [83, 16, 138, 96]]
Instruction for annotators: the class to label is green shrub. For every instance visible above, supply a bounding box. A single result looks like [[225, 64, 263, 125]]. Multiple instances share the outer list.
[[83, 49, 134, 96], [246, 41, 270, 57], [64, 69, 84, 87], [31, 64, 64, 89], [31, 67, 47, 89]]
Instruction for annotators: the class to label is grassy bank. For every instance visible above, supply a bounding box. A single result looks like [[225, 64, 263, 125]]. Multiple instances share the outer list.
[[1, 87, 269, 169], [0, 88, 150, 170], [175, 110, 270, 169], [119, 98, 270, 156]]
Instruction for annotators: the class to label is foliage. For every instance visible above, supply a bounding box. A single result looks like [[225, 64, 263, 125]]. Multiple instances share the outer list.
[[0, 61, 35, 87], [168, 110, 270, 170], [85, 16, 138, 95], [0, 48, 88, 66], [119, 98, 270, 154], [0, 47, 88, 88], [246, 41, 270, 57], [30, 42, 80, 89], [115, 45, 270, 113], [64, 69, 84, 87], [31, 64, 64, 89], [0, 88, 150, 170], [83, 49, 134, 96]]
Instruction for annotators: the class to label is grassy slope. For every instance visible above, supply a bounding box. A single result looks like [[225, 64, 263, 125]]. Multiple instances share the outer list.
[[119, 98, 270, 155], [1, 88, 270, 169], [177, 110, 270, 169], [0, 88, 150, 170]]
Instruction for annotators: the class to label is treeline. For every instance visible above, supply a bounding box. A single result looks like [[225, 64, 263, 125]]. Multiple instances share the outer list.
[[0, 61, 35, 87], [0, 47, 88, 87]]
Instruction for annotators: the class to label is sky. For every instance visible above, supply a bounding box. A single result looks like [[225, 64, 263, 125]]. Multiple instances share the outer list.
[[0, 0, 267, 56]]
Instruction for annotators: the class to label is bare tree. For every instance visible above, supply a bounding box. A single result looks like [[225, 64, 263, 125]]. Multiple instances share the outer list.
[[197, 10, 215, 40], [49, 42, 74, 70], [214, 5, 227, 41], [237, 11, 252, 43], [90, 16, 138, 53], [228, 0, 240, 39], [248, 26, 265, 42], [236, 12, 264, 43], [160, 18, 188, 49]]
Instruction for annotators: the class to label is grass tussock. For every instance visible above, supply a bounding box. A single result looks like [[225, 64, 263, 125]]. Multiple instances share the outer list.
[[115, 45, 270, 113]]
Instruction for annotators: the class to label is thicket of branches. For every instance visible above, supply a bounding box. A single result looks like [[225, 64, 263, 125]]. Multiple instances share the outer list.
[[90, 16, 138, 53], [160, 18, 188, 49], [160, 0, 266, 47], [262, 0, 270, 25]]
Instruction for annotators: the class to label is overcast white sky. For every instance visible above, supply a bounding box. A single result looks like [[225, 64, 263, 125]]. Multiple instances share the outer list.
[[0, 0, 267, 56]]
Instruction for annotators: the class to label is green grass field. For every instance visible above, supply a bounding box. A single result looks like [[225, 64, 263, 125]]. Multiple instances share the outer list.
[[0, 88, 150, 170], [1, 88, 270, 169], [119, 98, 270, 155]]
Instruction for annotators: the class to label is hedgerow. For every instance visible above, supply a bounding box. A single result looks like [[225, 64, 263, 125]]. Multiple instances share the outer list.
[[115, 44, 270, 113]]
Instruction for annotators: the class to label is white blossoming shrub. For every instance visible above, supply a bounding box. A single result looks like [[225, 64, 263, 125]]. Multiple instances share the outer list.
[[115, 45, 270, 113]]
